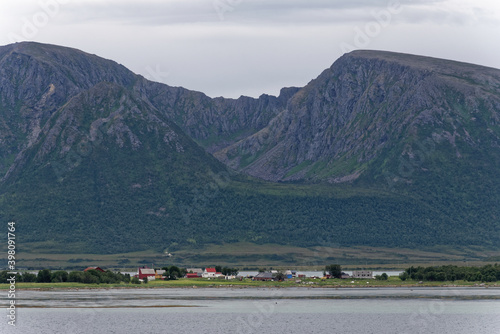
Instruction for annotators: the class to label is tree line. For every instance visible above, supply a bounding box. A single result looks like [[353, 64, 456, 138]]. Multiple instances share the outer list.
[[399, 264, 500, 282], [0, 269, 135, 284]]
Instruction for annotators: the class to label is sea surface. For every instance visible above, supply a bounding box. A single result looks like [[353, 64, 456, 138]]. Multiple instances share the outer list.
[[1, 287, 499, 333]]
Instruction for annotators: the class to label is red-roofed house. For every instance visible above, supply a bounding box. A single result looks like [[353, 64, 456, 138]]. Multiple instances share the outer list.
[[202, 267, 217, 278], [84, 267, 105, 272], [138, 268, 156, 280]]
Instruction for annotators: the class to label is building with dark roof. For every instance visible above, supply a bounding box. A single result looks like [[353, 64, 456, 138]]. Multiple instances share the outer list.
[[253, 272, 274, 281]]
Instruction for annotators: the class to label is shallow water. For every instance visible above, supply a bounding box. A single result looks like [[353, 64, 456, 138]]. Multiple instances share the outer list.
[[1, 287, 499, 333]]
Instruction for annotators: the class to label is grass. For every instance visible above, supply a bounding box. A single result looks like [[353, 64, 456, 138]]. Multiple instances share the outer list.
[[1, 276, 498, 290], [171, 243, 500, 268], [9, 243, 500, 270], [145, 277, 499, 288]]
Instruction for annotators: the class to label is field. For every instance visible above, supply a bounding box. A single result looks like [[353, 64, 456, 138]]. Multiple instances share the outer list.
[[0, 276, 498, 291], [7, 242, 500, 270]]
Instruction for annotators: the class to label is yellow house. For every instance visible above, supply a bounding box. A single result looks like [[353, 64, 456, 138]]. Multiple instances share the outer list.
[[155, 269, 166, 279]]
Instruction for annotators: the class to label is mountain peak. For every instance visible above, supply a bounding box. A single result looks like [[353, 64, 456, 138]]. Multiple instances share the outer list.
[[342, 49, 500, 80]]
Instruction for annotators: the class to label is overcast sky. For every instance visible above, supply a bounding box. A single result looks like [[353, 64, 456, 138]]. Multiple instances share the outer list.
[[1, 0, 499, 98]]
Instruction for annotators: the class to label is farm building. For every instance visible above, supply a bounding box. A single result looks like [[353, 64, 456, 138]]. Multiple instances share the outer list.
[[253, 272, 274, 281], [186, 268, 203, 274], [341, 272, 350, 279], [352, 271, 373, 279], [285, 270, 294, 279], [138, 268, 156, 280], [186, 273, 201, 278]]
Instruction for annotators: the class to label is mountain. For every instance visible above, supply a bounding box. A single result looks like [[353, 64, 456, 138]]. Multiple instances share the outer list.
[[215, 50, 500, 182], [0, 84, 229, 253], [0, 42, 139, 178], [0, 42, 498, 258]]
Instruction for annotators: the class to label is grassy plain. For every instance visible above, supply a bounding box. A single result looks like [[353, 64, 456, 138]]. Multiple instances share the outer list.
[[0, 276, 498, 291], [10, 242, 500, 270]]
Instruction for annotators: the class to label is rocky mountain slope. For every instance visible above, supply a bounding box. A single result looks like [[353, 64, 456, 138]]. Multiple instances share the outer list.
[[0, 42, 498, 255], [0, 43, 138, 173], [215, 50, 500, 183]]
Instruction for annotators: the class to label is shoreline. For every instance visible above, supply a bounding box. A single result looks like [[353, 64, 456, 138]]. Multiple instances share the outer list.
[[4, 283, 499, 291]]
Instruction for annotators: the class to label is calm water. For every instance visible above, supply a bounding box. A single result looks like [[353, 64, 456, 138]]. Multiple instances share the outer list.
[[1, 288, 499, 333]]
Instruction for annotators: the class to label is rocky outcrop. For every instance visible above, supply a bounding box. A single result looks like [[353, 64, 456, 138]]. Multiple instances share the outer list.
[[214, 51, 500, 182], [136, 79, 299, 153], [0, 42, 137, 175]]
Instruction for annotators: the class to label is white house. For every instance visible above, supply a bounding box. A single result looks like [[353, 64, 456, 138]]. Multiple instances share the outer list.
[[202, 268, 217, 278], [352, 270, 373, 279], [202, 268, 224, 278]]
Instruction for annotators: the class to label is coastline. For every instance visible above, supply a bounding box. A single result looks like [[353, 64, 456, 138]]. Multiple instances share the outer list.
[[2, 282, 498, 291]]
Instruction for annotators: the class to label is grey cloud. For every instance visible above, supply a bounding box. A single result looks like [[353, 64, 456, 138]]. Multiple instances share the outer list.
[[59, 0, 450, 26], [4, 0, 496, 98]]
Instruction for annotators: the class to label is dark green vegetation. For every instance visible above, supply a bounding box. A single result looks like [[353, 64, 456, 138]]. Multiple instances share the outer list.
[[0, 269, 132, 284], [0, 42, 499, 264], [375, 273, 389, 280], [325, 264, 342, 278], [400, 264, 500, 282], [161, 266, 186, 280]]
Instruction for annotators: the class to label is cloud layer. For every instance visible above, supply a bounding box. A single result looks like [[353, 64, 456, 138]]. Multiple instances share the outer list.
[[1, 0, 499, 98]]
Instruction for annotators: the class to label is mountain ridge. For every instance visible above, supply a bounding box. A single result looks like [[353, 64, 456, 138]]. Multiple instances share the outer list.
[[214, 49, 500, 182]]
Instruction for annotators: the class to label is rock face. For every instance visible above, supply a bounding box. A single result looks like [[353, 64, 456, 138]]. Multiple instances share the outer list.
[[0, 42, 137, 176], [214, 50, 500, 182], [0, 42, 499, 254], [0, 42, 296, 176], [134, 79, 299, 154], [5, 43, 498, 186]]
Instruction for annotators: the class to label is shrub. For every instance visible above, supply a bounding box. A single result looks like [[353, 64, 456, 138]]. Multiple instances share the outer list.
[[37, 269, 52, 283]]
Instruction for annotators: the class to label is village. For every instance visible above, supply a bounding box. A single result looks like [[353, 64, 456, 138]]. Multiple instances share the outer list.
[[130, 267, 376, 282], [5, 263, 495, 286], [82, 266, 376, 282]]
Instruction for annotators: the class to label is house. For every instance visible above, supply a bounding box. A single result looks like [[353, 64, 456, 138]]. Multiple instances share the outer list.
[[202, 268, 217, 278], [341, 272, 350, 279], [138, 267, 156, 280], [186, 273, 201, 278], [186, 268, 203, 274], [352, 270, 373, 279], [253, 272, 274, 281], [155, 270, 166, 280], [83, 267, 105, 272]]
